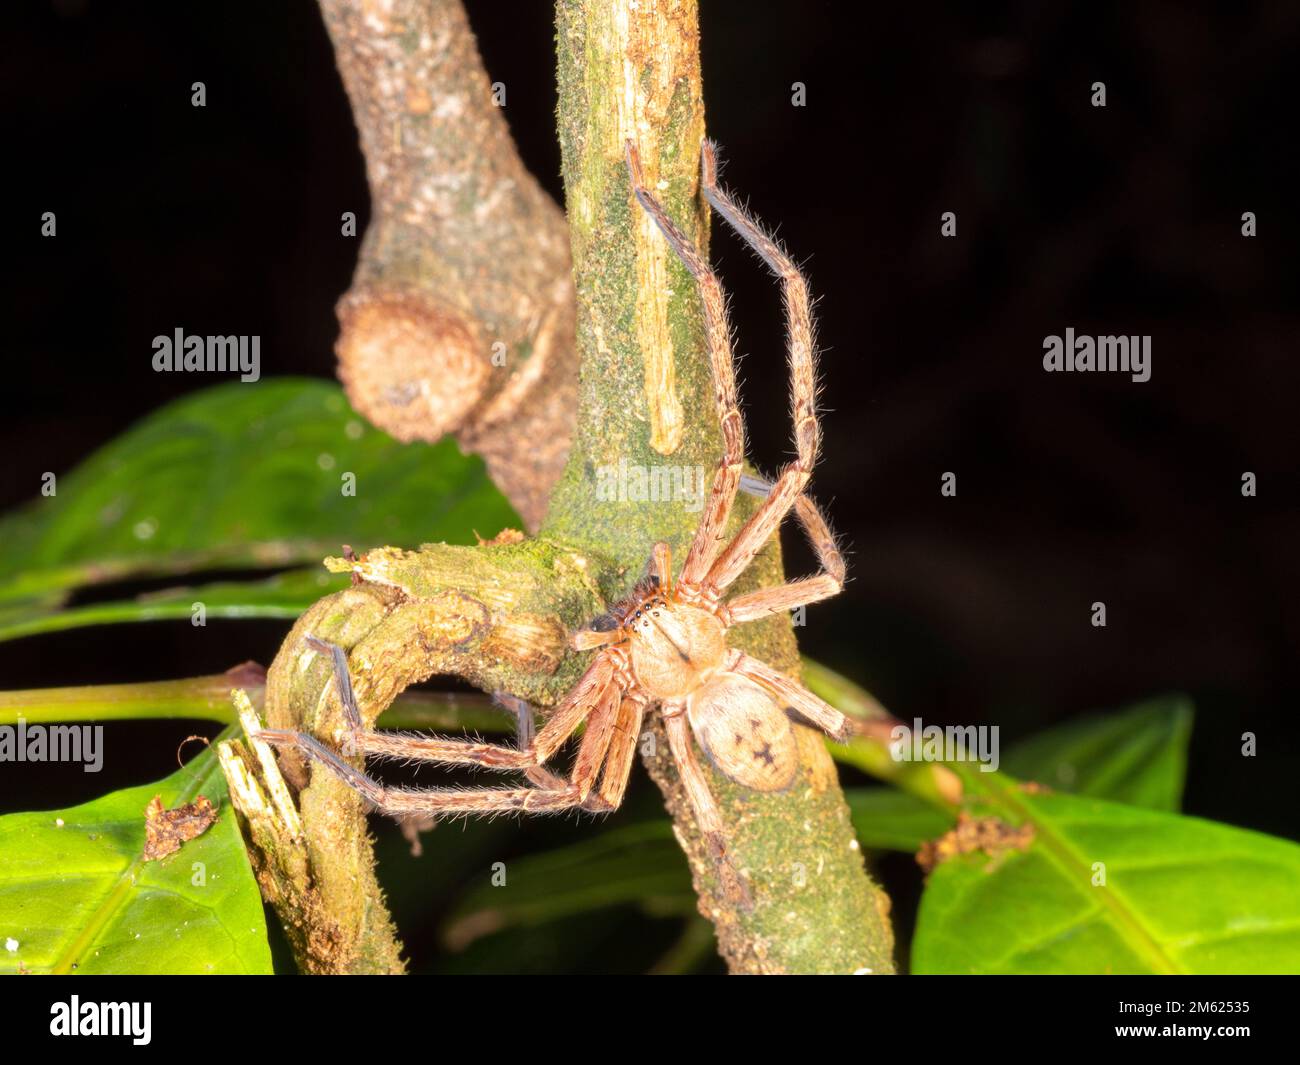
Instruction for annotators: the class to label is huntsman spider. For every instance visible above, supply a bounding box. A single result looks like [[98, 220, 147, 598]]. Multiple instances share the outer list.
[[257, 140, 850, 898]]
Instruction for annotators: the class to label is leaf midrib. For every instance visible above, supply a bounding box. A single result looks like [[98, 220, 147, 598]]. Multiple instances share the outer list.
[[975, 772, 1184, 975]]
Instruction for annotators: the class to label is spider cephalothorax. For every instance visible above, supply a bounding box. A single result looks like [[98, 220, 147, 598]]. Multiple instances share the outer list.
[[256, 140, 851, 900], [579, 550, 817, 794]]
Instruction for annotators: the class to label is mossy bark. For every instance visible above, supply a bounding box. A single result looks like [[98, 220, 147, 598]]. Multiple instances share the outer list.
[[547, 0, 895, 974]]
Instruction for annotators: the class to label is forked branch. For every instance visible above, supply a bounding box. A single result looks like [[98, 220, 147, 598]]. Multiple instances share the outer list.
[[318, 0, 578, 528], [229, 0, 895, 975]]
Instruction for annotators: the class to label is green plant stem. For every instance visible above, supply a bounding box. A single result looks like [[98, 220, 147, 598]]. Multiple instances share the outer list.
[[0, 658, 941, 811], [0, 672, 503, 733], [0, 667, 265, 725], [804, 661, 963, 809]]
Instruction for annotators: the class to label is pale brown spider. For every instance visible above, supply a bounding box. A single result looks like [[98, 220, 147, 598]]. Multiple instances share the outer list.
[[256, 140, 849, 896]]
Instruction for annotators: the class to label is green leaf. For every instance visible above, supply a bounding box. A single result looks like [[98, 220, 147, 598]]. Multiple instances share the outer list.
[[0, 568, 347, 642], [0, 378, 518, 615], [912, 771, 1300, 974], [829, 694, 1194, 854], [0, 729, 272, 974], [1001, 695, 1193, 811], [440, 821, 694, 951], [844, 788, 954, 852]]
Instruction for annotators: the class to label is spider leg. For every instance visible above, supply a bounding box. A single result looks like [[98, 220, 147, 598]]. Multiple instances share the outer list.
[[568, 681, 624, 803], [304, 636, 364, 741], [259, 641, 617, 773], [496, 691, 568, 790], [700, 139, 819, 471], [724, 492, 845, 622], [663, 707, 752, 907], [728, 649, 850, 741], [258, 678, 628, 820], [582, 694, 648, 813], [696, 140, 827, 596], [264, 731, 588, 817], [626, 141, 745, 588]]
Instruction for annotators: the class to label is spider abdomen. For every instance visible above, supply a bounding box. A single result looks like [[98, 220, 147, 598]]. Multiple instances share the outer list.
[[687, 672, 799, 791], [627, 601, 727, 700]]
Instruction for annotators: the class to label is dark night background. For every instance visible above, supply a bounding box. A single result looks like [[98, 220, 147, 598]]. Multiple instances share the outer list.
[[2, 1, 1297, 972]]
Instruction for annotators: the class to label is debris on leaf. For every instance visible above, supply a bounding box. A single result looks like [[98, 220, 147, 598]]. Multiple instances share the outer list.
[[476, 527, 525, 547], [917, 811, 1035, 874], [142, 794, 217, 861]]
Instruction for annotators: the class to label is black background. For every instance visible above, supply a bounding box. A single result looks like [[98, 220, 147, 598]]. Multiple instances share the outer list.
[[2, 1, 1297, 972]]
